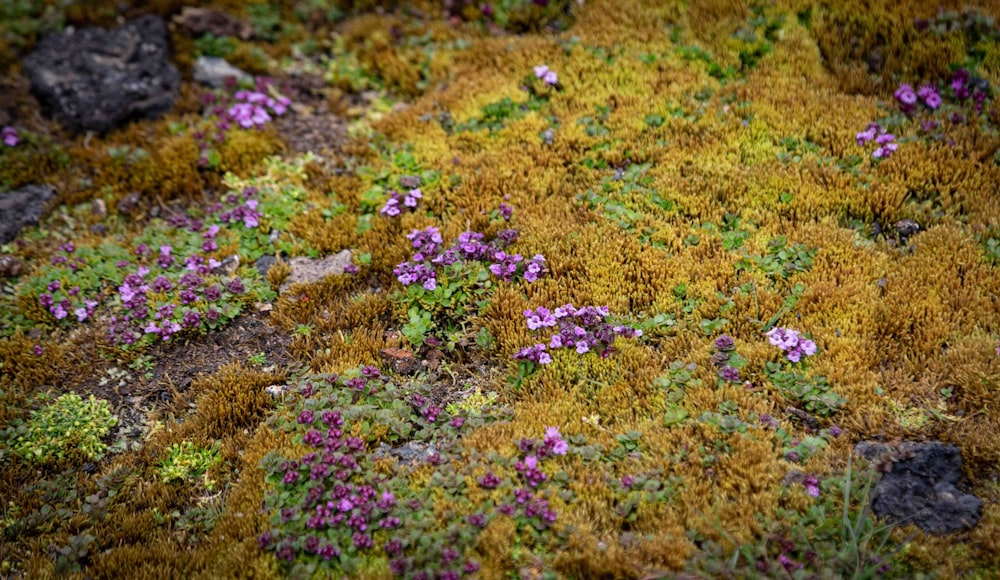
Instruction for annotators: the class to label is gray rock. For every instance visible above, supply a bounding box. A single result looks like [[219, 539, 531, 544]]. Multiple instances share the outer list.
[[255, 255, 276, 277], [855, 440, 982, 534], [0, 184, 56, 244], [399, 175, 422, 189], [22, 15, 180, 134], [193, 56, 251, 89], [279, 250, 352, 293]]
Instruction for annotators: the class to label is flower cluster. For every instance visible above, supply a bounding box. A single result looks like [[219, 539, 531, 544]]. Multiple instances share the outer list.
[[2, 126, 18, 147], [515, 304, 642, 365], [196, 77, 292, 167], [950, 69, 989, 111], [710, 334, 744, 384], [855, 122, 897, 159], [803, 474, 820, 497], [533, 64, 558, 87], [227, 89, 291, 129], [380, 189, 423, 217], [260, 371, 497, 578], [766, 327, 817, 363], [894, 83, 941, 114], [393, 227, 546, 290], [105, 189, 262, 345]]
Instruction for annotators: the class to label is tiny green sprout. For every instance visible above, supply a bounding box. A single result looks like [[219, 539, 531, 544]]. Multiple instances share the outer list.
[[248, 352, 269, 365], [294, 323, 314, 337]]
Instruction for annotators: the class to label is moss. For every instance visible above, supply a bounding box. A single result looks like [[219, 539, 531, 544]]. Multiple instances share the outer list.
[[3, 0, 1000, 576]]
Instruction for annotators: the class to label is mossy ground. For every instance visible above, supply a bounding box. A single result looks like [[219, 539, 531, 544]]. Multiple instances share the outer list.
[[2, 0, 1000, 578]]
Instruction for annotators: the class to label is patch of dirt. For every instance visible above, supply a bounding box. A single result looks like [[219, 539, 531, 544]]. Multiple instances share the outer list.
[[65, 311, 290, 452], [139, 310, 291, 399], [272, 72, 349, 156]]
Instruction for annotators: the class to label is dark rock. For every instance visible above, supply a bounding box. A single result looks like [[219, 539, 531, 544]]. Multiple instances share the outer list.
[[89, 223, 108, 235], [0, 184, 56, 244], [855, 440, 982, 534], [255, 255, 276, 277], [22, 15, 180, 134], [0, 255, 23, 277], [894, 219, 920, 241]]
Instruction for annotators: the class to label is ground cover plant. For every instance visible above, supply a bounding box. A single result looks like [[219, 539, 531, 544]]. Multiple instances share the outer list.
[[2, 0, 1000, 578]]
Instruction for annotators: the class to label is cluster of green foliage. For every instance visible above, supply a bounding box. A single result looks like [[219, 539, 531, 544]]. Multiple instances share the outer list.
[[4, 393, 117, 464], [158, 441, 221, 489]]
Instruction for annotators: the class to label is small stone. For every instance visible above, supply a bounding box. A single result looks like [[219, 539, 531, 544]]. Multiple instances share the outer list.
[[279, 250, 352, 293], [193, 56, 251, 89], [213, 254, 240, 276], [894, 218, 920, 239], [0, 184, 56, 244], [89, 223, 108, 235], [379, 348, 421, 375], [0, 255, 23, 277], [117, 192, 140, 216], [91, 198, 107, 217], [254, 255, 276, 277], [399, 175, 422, 189], [541, 128, 555, 145]]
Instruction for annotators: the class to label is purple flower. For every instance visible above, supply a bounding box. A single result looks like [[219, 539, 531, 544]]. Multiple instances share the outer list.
[[534, 65, 558, 86], [714, 334, 736, 351], [513, 343, 551, 365], [524, 306, 557, 330], [478, 472, 501, 489], [380, 194, 401, 217], [499, 202, 513, 221], [403, 188, 422, 208], [544, 426, 568, 455], [719, 365, 740, 382], [32, 344, 44, 356], [872, 142, 898, 159], [523, 254, 546, 282], [803, 475, 820, 497], [855, 122, 879, 146], [894, 83, 917, 113], [918, 85, 941, 109], [1, 126, 18, 147], [227, 278, 245, 294], [952, 69, 971, 100], [204, 284, 222, 301]]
